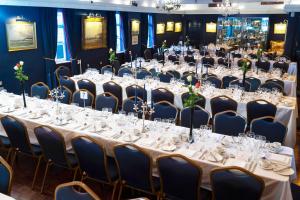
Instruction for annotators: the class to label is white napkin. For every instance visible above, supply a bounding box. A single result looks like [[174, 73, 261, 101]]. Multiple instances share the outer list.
[[176, 148, 197, 157], [269, 154, 291, 166]]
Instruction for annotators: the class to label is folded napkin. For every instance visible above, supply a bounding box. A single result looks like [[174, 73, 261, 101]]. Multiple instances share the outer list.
[[226, 159, 247, 168], [269, 154, 291, 166], [176, 148, 197, 157], [138, 138, 155, 147]]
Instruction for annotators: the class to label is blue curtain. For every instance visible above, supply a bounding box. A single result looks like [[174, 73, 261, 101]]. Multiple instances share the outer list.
[[108, 11, 117, 52], [40, 7, 58, 88], [147, 14, 155, 48], [141, 13, 149, 54], [116, 12, 125, 53], [284, 13, 300, 59]]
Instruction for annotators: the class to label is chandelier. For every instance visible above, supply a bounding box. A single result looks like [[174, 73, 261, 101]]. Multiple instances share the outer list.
[[217, 0, 236, 16], [156, 0, 182, 12]]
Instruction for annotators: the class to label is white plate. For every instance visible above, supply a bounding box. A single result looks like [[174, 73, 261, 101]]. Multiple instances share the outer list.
[[275, 168, 294, 176], [161, 145, 177, 152]]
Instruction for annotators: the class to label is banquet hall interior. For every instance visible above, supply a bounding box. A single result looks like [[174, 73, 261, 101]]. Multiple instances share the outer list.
[[1, 0, 300, 199]]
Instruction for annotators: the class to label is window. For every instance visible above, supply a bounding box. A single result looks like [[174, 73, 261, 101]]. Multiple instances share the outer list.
[[56, 10, 70, 62], [147, 14, 154, 48], [116, 12, 125, 53]]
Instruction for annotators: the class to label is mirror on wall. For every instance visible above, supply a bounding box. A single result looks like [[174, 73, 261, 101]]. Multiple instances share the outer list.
[[216, 17, 269, 48]]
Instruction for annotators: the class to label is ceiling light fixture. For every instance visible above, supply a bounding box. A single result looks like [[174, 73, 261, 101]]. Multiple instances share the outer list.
[[156, 0, 182, 12], [217, 0, 238, 16]]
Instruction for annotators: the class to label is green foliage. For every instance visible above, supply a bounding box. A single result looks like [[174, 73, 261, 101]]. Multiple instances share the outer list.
[[240, 59, 251, 75], [15, 65, 28, 82], [109, 50, 117, 63], [183, 84, 202, 108]]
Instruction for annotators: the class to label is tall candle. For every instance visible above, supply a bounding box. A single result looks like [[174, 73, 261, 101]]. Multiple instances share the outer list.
[[151, 89, 154, 108], [143, 84, 145, 102], [134, 85, 137, 103]]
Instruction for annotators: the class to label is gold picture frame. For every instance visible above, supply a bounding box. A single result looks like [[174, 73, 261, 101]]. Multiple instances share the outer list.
[[175, 22, 182, 32], [131, 19, 140, 45], [274, 23, 287, 35], [166, 21, 174, 32], [156, 23, 165, 35], [6, 21, 37, 52], [206, 22, 217, 33], [82, 16, 107, 50]]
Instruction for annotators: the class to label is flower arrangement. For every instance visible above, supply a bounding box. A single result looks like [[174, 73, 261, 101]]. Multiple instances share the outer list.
[[108, 48, 117, 63], [256, 45, 263, 61], [185, 36, 191, 47], [161, 40, 167, 51], [240, 58, 251, 87], [14, 61, 28, 82]]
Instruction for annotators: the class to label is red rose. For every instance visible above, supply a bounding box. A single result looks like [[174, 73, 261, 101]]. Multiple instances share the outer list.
[[16, 63, 21, 68], [195, 82, 201, 88]]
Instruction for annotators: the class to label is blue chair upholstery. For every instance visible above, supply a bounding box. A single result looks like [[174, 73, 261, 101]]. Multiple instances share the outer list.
[[122, 97, 143, 116], [0, 157, 12, 195], [34, 126, 78, 193], [72, 90, 94, 108], [265, 79, 284, 89], [202, 73, 217, 79], [222, 75, 238, 89], [152, 101, 178, 120], [229, 79, 251, 92], [101, 65, 114, 74], [55, 66, 71, 84], [256, 60, 270, 72], [181, 75, 197, 85], [157, 155, 202, 200], [113, 144, 159, 198], [232, 53, 242, 58], [273, 62, 289, 73], [210, 167, 265, 200], [137, 70, 152, 80], [31, 82, 49, 99], [151, 88, 174, 104], [181, 92, 206, 108], [246, 100, 277, 125], [250, 117, 287, 144], [204, 77, 222, 88], [184, 56, 195, 64], [213, 111, 246, 136], [167, 70, 181, 79], [118, 67, 133, 77], [55, 181, 100, 200], [77, 79, 96, 98], [210, 96, 238, 118], [60, 76, 76, 93], [245, 77, 261, 92], [126, 84, 147, 102], [260, 82, 284, 93], [180, 106, 210, 128], [168, 55, 179, 63], [103, 81, 123, 109], [71, 136, 118, 197], [58, 86, 72, 104], [202, 57, 215, 66], [291, 183, 300, 200], [158, 73, 173, 83], [95, 92, 118, 113]]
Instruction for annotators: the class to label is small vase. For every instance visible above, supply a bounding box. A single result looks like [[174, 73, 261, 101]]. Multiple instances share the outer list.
[[20, 81, 27, 108], [242, 72, 246, 87], [188, 107, 194, 144]]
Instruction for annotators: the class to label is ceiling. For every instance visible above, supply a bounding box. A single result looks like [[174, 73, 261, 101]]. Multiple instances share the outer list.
[[0, 0, 300, 14]]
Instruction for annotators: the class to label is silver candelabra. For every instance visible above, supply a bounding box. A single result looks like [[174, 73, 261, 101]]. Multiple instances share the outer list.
[[133, 102, 155, 133], [49, 88, 65, 115]]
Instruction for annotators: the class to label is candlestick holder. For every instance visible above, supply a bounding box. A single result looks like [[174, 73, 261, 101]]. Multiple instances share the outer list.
[[133, 102, 155, 133], [49, 88, 65, 115]]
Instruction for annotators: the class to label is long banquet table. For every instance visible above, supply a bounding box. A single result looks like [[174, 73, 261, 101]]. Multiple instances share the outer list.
[[0, 92, 297, 200], [72, 71, 298, 148]]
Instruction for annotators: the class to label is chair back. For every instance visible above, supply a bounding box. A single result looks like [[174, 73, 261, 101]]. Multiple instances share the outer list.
[[158, 73, 173, 83], [265, 79, 284, 89], [101, 65, 114, 75], [122, 97, 143, 116], [34, 126, 71, 168], [77, 79, 96, 97], [152, 88, 174, 104], [157, 155, 202, 200], [60, 76, 76, 93], [95, 92, 118, 113], [210, 167, 265, 200], [213, 111, 246, 136], [144, 49, 152, 60], [202, 73, 217, 79], [181, 92, 206, 108], [58, 86, 72, 104], [273, 62, 289, 73], [250, 117, 287, 144], [55, 181, 100, 200], [0, 116, 33, 155], [256, 60, 270, 72], [126, 85, 147, 102], [216, 51, 226, 58], [202, 57, 214, 66], [184, 56, 195, 64], [229, 79, 251, 92], [114, 144, 155, 193], [205, 76, 222, 88], [167, 70, 181, 79], [103, 81, 123, 108], [218, 58, 231, 67], [152, 101, 178, 120], [260, 82, 284, 93], [72, 90, 94, 108], [31, 82, 50, 99], [200, 51, 209, 56], [55, 66, 71, 84], [118, 67, 133, 77], [182, 71, 195, 77], [112, 60, 121, 74], [232, 53, 242, 58], [136, 70, 152, 80], [246, 100, 277, 125], [222, 76, 238, 89], [72, 136, 111, 182], [180, 106, 210, 128], [0, 156, 12, 195], [245, 77, 261, 92], [210, 96, 237, 118]]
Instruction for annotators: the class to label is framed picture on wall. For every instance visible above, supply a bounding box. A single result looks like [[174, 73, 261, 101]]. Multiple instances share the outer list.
[[175, 22, 182, 32], [131, 19, 140, 45], [156, 23, 165, 35], [82, 16, 107, 50], [6, 21, 37, 52], [166, 21, 174, 32]]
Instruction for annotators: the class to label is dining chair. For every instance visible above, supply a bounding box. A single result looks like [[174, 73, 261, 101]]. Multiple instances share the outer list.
[[0, 156, 13, 195], [55, 66, 71, 85], [77, 79, 96, 98], [210, 167, 265, 200], [112, 60, 121, 75], [180, 106, 210, 128], [182, 71, 196, 77], [229, 79, 251, 92], [58, 86, 72, 104], [118, 67, 133, 77], [260, 82, 284, 93], [201, 73, 217, 79], [168, 55, 178, 63], [126, 84, 147, 102], [71, 136, 119, 199], [55, 181, 101, 200], [250, 117, 287, 144], [248, 53, 257, 59], [216, 51, 226, 58], [246, 99, 277, 125], [0, 134, 11, 161], [210, 95, 238, 118], [245, 77, 261, 92], [232, 53, 242, 58], [273, 61, 289, 73], [218, 58, 231, 67], [0, 116, 42, 189], [122, 96, 143, 116], [151, 88, 174, 104], [184, 56, 195, 64], [95, 92, 118, 113], [136, 70, 152, 80], [158, 72, 173, 83], [34, 125, 79, 193], [31, 82, 50, 99], [151, 101, 178, 121], [202, 56, 215, 66], [113, 144, 160, 200], [157, 154, 203, 200], [222, 75, 238, 89], [101, 65, 114, 75], [166, 70, 181, 79], [213, 111, 247, 136], [181, 92, 206, 108], [144, 49, 152, 61], [265, 79, 284, 89], [103, 81, 123, 109], [255, 60, 271, 72], [291, 183, 300, 200], [72, 89, 95, 108], [204, 76, 222, 88], [60, 76, 76, 94], [181, 74, 197, 85], [200, 51, 209, 56]]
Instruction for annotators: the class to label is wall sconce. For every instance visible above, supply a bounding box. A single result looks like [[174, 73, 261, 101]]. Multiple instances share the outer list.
[[206, 22, 216, 33], [274, 20, 287, 35]]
